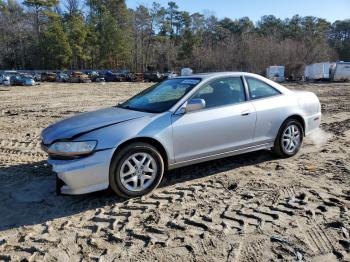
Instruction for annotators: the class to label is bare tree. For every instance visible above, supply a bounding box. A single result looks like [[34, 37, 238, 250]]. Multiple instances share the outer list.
[[64, 0, 81, 15]]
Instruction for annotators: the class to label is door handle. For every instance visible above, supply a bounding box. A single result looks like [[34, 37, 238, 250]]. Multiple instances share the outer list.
[[241, 110, 250, 116]]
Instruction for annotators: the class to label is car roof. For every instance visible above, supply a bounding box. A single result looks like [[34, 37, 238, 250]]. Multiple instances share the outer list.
[[174, 72, 260, 80], [173, 71, 293, 96]]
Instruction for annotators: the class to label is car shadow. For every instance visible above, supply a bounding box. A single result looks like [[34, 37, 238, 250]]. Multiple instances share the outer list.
[[162, 150, 275, 187], [0, 150, 275, 231]]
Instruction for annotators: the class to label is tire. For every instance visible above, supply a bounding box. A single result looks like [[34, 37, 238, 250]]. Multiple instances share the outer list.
[[109, 142, 164, 198], [272, 118, 304, 158]]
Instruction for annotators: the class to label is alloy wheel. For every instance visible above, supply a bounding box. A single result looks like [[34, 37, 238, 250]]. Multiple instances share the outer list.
[[282, 124, 301, 154], [120, 152, 157, 192]]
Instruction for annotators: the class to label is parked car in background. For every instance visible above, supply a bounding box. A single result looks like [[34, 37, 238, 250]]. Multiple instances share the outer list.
[[9, 74, 35, 86], [69, 71, 91, 83], [21, 75, 36, 86], [1, 71, 18, 85], [41, 72, 321, 197], [127, 72, 144, 82], [3, 70, 18, 76], [0, 73, 5, 84], [32, 73, 41, 82], [116, 69, 129, 82], [56, 72, 69, 82], [10, 75, 24, 86], [41, 72, 56, 82], [87, 71, 105, 82], [104, 71, 119, 82], [163, 71, 178, 79], [143, 71, 163, 82], [2, 75, 11, 86]]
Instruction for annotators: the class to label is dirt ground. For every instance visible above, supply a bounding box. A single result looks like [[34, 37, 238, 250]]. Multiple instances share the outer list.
[[0, 81, 349, 261]]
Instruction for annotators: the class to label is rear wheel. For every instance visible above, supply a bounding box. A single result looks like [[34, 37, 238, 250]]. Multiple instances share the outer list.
[[109, 142, 164, 198], [272, 119, 303, 157]]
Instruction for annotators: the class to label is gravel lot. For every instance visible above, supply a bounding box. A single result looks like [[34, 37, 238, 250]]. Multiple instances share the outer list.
[[0, 82, 349, 261]]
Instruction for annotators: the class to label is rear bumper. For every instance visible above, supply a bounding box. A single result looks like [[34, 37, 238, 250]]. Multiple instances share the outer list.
[[304, 112, 321, 136], [48, 148, 115, 195]]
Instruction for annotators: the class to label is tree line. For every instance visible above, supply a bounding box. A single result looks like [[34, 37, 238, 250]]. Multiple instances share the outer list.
[[0, 0, 349, 77]]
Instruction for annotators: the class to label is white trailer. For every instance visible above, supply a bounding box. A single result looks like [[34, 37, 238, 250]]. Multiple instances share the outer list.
[[266, 66, 285, 82], [330, 62, 350, 81], [304, 62, 330, 80]]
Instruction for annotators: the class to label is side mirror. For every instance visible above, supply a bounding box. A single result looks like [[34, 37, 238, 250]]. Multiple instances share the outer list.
[[186, 98, 206, 112]]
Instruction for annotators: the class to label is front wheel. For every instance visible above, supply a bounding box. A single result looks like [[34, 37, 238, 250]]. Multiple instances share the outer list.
[[272, 119, 303, 158], [109, 142, 164, 198]]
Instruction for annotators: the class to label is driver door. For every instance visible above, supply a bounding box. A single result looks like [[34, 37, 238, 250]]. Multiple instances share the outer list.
[[171, 77, 256, 163]]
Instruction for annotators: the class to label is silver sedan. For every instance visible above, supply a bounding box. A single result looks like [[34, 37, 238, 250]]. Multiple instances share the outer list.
[[41, 72, 321, 198]]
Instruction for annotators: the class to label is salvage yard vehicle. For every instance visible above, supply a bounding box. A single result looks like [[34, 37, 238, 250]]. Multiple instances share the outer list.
[[9, 75, 35, 86], [2, 75, 11, 86], [68, 71, 91, 83], [164, 71, 178, 79], [127, 72, 143, 82], [41, 72, 56, 82], [41, 72, 321, 197], [10, 75, 23, 86], [104, 71, 119, 82], [1, 71, 17, 85], [104, 70, 129, 82], [2, 70, 18, 77], [86, 71, 105, 82], [32, 73, 41, 82], [56, 72, 69, 82], [115, 70, 129, 82], [20, 75, 36, 86], [0, 73, 5, 84], [143, 71, 163, 82]]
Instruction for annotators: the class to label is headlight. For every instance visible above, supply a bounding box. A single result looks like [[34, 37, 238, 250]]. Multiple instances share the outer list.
[[48, 141, 97, 156]]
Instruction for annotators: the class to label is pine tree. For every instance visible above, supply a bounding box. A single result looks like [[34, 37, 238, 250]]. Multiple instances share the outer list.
[[23, 0, 59, 68], [43, 13, 72, 69], [64, 13, 88, 69], [86, 0, 132, 69]]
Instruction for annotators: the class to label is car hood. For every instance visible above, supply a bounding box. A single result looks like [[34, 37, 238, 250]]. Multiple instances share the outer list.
[[41, 107, 151, 145]]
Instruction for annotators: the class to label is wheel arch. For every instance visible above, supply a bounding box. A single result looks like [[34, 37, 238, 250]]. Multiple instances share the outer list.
[[272, 114, 305, 157], [283, 114, 306, 136], [111, 137, 169, 170]]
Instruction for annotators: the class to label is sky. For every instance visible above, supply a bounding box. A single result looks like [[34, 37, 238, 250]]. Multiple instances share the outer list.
[[126, 0, 350, 23]]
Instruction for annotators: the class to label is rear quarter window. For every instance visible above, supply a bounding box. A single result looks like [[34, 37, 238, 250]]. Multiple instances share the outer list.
[[246, 77, 281, 100]]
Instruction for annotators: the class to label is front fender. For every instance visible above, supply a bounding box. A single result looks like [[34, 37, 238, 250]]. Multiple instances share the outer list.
[[76, 112, 175, 165]]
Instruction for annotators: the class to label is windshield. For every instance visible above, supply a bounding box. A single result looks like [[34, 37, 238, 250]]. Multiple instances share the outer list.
[[118, 78, 201, 113]]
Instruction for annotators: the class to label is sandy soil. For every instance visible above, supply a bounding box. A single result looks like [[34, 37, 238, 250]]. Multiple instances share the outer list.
[[0, 82, 349, 261]]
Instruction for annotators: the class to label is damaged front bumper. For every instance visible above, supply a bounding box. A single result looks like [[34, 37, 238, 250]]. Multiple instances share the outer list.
[[48, 149, 115, 195]]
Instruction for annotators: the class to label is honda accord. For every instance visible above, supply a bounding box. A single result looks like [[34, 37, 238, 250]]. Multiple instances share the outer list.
[[41, 72, 321, 198]]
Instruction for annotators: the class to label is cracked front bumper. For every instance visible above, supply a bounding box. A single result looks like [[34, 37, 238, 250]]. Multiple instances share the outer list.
[[48, 149, 115, 195]]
